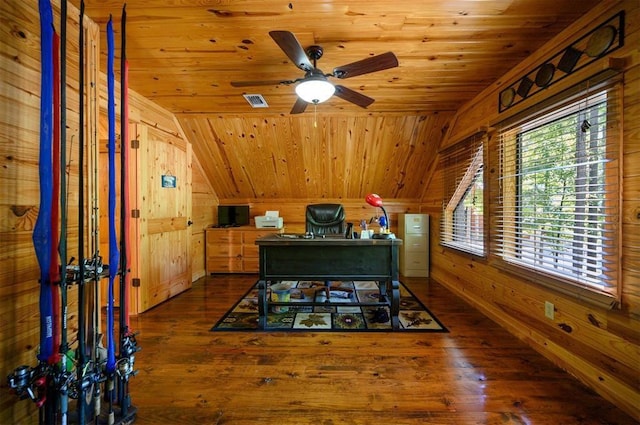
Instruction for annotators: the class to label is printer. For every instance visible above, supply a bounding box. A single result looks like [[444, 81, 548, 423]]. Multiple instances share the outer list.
[[255, 211, 284, 229]]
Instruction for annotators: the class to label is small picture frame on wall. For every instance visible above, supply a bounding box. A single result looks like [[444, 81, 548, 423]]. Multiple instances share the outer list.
[[161, 174, 177, 188]]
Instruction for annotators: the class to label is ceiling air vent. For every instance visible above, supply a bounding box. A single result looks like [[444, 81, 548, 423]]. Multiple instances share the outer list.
[[243, 94, 269, 108]]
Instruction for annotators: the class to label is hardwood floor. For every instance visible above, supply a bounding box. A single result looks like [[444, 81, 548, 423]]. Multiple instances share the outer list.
[[128, 275, 636, 425]]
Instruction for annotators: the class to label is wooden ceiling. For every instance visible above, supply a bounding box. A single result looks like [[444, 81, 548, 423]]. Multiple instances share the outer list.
[[72, 0, 603, 201]]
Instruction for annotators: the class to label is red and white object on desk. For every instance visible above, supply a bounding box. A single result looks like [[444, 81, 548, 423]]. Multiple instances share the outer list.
[[365, 193, 395, 239]]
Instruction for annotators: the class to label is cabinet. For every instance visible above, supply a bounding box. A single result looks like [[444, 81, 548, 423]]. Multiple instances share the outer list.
[[205, 227, 277, 273], [397, 214, 429, 277]]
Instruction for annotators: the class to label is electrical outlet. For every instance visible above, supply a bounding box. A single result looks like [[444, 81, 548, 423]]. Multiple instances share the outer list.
[[545, 301, 555, 320]]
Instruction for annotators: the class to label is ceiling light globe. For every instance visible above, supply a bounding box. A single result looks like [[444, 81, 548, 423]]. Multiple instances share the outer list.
[[295, 78, 335, 104]]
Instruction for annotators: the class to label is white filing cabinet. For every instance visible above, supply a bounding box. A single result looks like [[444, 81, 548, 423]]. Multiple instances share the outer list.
[[398, 214, 429, 277]]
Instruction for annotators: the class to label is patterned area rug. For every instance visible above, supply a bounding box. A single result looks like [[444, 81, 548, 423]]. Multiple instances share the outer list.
[[211, 281, 447, 332]]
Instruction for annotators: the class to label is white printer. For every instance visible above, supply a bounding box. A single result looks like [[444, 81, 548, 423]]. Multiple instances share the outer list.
[[255, 211, 284, 229]]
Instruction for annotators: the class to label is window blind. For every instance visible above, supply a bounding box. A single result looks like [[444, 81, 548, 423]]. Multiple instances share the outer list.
[[440, 132, 486, 257], [494, 77, 621, 305]]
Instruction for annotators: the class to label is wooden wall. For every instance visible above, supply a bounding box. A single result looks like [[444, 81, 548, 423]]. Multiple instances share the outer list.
[[180, 113, 453, 202], [213, 198, 424, 234], [0, 1, 205, 421], [0, 0, 92, 422], [97, 71, 198, 315], [422, 0, 640, 419], [2, 0, 638, 423], [191, 156, 217, 280]]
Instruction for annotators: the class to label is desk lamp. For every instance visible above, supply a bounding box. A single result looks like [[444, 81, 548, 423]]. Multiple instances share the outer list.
[[365, 193, 394, 239]]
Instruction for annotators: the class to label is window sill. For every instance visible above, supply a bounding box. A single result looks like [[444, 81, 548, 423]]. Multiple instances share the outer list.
[[492, 258, 619, 310]]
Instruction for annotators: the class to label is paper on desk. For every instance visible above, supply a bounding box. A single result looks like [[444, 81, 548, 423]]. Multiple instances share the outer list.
[[266, 211, 279, 217]]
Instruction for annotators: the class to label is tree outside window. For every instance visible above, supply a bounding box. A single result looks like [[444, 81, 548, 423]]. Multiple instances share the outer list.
[[496, 86, 620, 301]]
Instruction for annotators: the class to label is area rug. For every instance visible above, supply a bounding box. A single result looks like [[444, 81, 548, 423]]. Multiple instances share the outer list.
[[211, 280, 447, 332]]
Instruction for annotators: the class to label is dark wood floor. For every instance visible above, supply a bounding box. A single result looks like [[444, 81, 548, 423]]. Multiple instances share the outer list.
[[128, 275, 636, 424]]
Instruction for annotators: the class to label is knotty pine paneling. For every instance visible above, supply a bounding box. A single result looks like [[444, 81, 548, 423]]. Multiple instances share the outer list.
[[213, 198, 423, 235], [622, 62, 640, 317], [71, 0, 604, 116], [444, 0, 625, 145], [3, 0, 637, 423], [190, 157, 216, 280], [180, 113, 452, 202], [428, 0, 640, 420], [0, 0, 97, 423], [97, 66, 199, 314]]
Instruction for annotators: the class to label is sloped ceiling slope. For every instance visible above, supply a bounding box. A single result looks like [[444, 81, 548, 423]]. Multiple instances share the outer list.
[[72, 0, 603, 200], [179, 113, 452, 200]]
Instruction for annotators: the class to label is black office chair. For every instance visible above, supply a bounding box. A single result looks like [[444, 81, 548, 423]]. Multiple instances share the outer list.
[[305, 204, 353, 299], [305, 203, 346, 236]]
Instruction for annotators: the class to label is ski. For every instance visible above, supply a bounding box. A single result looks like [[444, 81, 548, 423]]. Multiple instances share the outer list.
[[106, 16, 119, 425]]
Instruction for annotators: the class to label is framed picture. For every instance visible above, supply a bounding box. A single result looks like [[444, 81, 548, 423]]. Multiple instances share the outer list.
[[161, 175, 176, 188]]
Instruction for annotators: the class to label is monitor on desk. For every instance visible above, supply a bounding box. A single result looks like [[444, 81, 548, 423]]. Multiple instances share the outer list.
[[217, 205, 250, 226]]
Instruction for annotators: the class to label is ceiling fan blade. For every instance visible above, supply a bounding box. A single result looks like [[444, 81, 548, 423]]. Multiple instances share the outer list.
[[269, 30, 314, 72], [290, 97, 308, 114], [333, 52, 398, 79], [334, 85, 375, 108], [231, 79, 295, 87]]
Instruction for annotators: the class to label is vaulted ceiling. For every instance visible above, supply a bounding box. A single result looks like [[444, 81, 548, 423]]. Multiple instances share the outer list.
[[72, 0, 603, 201]]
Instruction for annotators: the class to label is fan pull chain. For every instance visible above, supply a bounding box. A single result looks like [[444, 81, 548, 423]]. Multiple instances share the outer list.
[[314, 104, 317, 128]]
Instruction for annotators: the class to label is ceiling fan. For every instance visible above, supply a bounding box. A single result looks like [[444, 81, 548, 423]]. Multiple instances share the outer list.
[[231, 30, 399, 114]]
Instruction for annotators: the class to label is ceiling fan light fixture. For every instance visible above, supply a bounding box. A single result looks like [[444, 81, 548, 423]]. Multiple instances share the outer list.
[[295, 76, 335, 104]]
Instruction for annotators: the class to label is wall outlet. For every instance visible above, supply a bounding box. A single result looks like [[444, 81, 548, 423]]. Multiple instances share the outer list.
[[545, 301, 555, 320]]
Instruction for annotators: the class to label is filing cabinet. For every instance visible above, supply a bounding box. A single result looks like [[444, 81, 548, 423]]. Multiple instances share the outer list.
[[398, 214, 429, 277]]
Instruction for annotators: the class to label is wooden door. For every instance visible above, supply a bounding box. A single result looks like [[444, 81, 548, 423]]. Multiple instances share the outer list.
[[132, 124, 192, 313]]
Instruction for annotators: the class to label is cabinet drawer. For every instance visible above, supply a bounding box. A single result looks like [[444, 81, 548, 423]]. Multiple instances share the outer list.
[[404, 214, 428, 233], [403, 252, 428, 269], [402, 268, 429, 278], [404, 234, 427, 251], [206, 230, 241, 244], [208, 243, 242, 257], [243, 257, 259, 272], [207, 258, 243, 273], [243, 243, 259, 258], [243, 230, 274, 244]]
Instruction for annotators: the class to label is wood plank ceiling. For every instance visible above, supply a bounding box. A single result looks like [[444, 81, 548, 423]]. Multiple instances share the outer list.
[[72, 0, 603, 201]]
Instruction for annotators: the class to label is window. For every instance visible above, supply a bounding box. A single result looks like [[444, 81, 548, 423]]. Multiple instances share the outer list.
[[495, 77, 621, 305], [441, 133, 485, 257]]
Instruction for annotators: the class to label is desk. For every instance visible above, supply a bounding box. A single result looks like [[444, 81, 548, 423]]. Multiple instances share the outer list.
[[255, 234, 402, 330]]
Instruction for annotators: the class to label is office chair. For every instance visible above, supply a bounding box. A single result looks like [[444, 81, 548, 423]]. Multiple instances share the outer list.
[[305, 204, 354, 299]]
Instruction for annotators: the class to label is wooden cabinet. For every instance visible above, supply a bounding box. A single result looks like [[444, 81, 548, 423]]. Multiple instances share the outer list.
[[397, 214, 429, 277], [205, 227, 277, 273]]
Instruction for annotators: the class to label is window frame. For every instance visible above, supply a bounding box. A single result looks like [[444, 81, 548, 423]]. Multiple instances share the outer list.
[[440, 132, 488, 258], [491, 74, 622, 308]]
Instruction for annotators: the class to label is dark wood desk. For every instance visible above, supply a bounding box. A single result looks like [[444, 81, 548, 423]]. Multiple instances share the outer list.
[[255, 234, 402, 330]]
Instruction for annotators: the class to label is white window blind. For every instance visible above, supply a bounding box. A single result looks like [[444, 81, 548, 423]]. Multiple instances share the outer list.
[[440, 132, 485, 257], [495, 77, 621, 305]]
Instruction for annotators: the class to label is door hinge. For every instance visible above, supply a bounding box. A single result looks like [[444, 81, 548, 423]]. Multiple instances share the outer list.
[[132, 278, 141, 288], [131, 209, 140, 218], [131, 139, 140, 149]]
